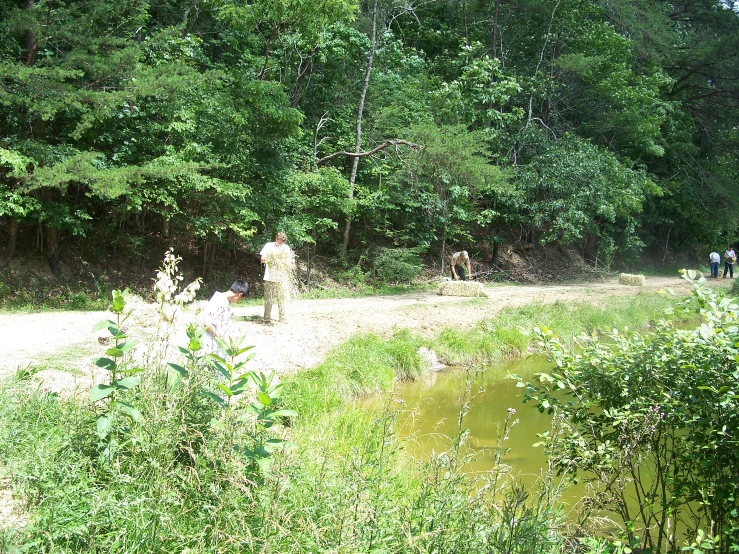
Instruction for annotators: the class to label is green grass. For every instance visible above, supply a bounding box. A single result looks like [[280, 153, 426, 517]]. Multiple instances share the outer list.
[[283, 329, 426, 420], [0, 289, 697, 553], [0, 339, 566, 553], [432, 292, 687, 367], [298, 281, 437, 300], [45, 345, 99, 374]]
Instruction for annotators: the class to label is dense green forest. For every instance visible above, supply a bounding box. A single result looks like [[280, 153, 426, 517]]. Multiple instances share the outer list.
[[2, 0, 739, 275]]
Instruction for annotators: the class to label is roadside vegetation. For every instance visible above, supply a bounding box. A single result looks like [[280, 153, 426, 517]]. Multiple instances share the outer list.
[[0, 269, 436, 312], [520, 279, 739, 553], [3, 256, 728, 553]]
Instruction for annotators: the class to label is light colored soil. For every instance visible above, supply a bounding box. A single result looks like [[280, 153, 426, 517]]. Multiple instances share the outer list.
[[0, 275, 721, 389]]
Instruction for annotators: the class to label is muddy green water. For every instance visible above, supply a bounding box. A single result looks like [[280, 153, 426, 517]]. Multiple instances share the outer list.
[[394, 357, 557, 484], [392, 355, 700, 545]]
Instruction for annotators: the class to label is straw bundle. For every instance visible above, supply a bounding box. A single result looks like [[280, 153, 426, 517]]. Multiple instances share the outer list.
[[439, 280, 490, 297], [618, 273, 645, 286], [678, 268, 703, 280], [263, 247, 299, 305]]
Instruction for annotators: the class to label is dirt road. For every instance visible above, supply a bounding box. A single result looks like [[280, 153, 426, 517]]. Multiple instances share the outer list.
[[0, 276, 718, 390]]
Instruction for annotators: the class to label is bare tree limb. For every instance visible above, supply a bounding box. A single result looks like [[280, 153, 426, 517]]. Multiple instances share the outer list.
[[317, 139, 422, 165], [314, 112, 333, 158]]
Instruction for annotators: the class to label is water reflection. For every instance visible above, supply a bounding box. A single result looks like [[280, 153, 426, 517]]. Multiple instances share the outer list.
[[395, 357, 554, 480], [393, 355, 701, 546]]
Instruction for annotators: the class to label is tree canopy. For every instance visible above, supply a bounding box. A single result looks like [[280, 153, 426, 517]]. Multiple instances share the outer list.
[[2, 0, 739, 272]]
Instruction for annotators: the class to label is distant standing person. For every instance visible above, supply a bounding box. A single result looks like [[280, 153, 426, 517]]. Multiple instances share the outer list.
[[724, 246, 737, 278], [260, 232, 293, 323], [709, 250, 721, 278], [450, 250, 473, 281], [201, 280, 249, 355]]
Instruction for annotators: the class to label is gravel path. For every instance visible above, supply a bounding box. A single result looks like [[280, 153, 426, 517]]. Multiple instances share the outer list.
[[0, 275, 718, 388]]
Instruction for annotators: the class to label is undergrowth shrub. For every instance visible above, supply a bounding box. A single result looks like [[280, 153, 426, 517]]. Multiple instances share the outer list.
[[370, 247, 424, 284], [520, 275, 739, 553], [0, 340, 570, 554]]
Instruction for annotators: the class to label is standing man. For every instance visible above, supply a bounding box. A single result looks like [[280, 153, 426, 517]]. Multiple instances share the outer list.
[[450, 250, 473, 281], [260, 232, 293, 324], [201, 280, 249, 355], [724, 245, 737, 278], [709, 250, 721, 278]]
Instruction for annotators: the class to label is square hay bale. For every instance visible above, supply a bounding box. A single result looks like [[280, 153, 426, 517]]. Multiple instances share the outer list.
[[439, 280, 490, 297], [618, 273, 645, 287]]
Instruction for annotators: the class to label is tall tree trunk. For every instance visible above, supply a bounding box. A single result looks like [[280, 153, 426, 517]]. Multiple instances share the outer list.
[[440, 226, 447, 274], [4, 217, 18, 265], [25, 0, 37, 66], [341, 0, 379, 259], [526, 0, 561, 127], [27, 1, 59, 274], [45, 226, 61, 277], [492, 227, 500, 264], [39, 187, 61, 276], [491, 0, 501, 59], [5, 0, 36, 267], [584, 234, 597, 262], [291, 50, 316, 108], [203, 242, 211, 277], [306, 244, 313, 287]]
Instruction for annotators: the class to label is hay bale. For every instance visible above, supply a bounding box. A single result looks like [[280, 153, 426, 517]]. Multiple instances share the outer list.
[[618, 273, 645, 286], [438, 280, 489, 297]]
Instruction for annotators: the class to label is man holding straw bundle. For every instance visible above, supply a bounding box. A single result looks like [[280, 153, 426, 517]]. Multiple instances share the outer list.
[[260, 232, 295, 324]]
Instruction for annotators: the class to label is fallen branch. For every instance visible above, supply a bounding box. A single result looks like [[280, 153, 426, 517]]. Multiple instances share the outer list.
[[317, 139, 422, 165]]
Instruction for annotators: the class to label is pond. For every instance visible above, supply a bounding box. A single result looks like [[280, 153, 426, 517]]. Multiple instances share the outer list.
[[393, 356, 562, 487], [392, 353, 704, 547]]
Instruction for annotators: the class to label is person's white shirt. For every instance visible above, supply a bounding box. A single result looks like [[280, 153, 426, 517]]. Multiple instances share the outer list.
[[725, 248, 736, 262], [710, 252, 721, 264], [200, 291, 231, 355], [260, 241, 293, 282]]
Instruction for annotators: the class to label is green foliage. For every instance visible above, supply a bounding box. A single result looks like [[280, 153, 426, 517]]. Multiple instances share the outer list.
[[430, 43, 524, 131], [516, 132, 656, 263], [370, 246, 424, 283], [0, 369, 566, 553], [0, 0, 737, 270], [282, 330, 427, 420], [519, 276, 739, 553], [90, 290, 142, 452]]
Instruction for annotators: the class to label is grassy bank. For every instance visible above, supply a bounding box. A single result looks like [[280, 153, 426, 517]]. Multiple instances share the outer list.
[[0, 292, 691, 553], [283, 292, 689, 419]]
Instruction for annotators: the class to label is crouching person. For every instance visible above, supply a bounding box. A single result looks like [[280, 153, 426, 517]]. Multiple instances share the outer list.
[[200, 280, 249, 355]]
